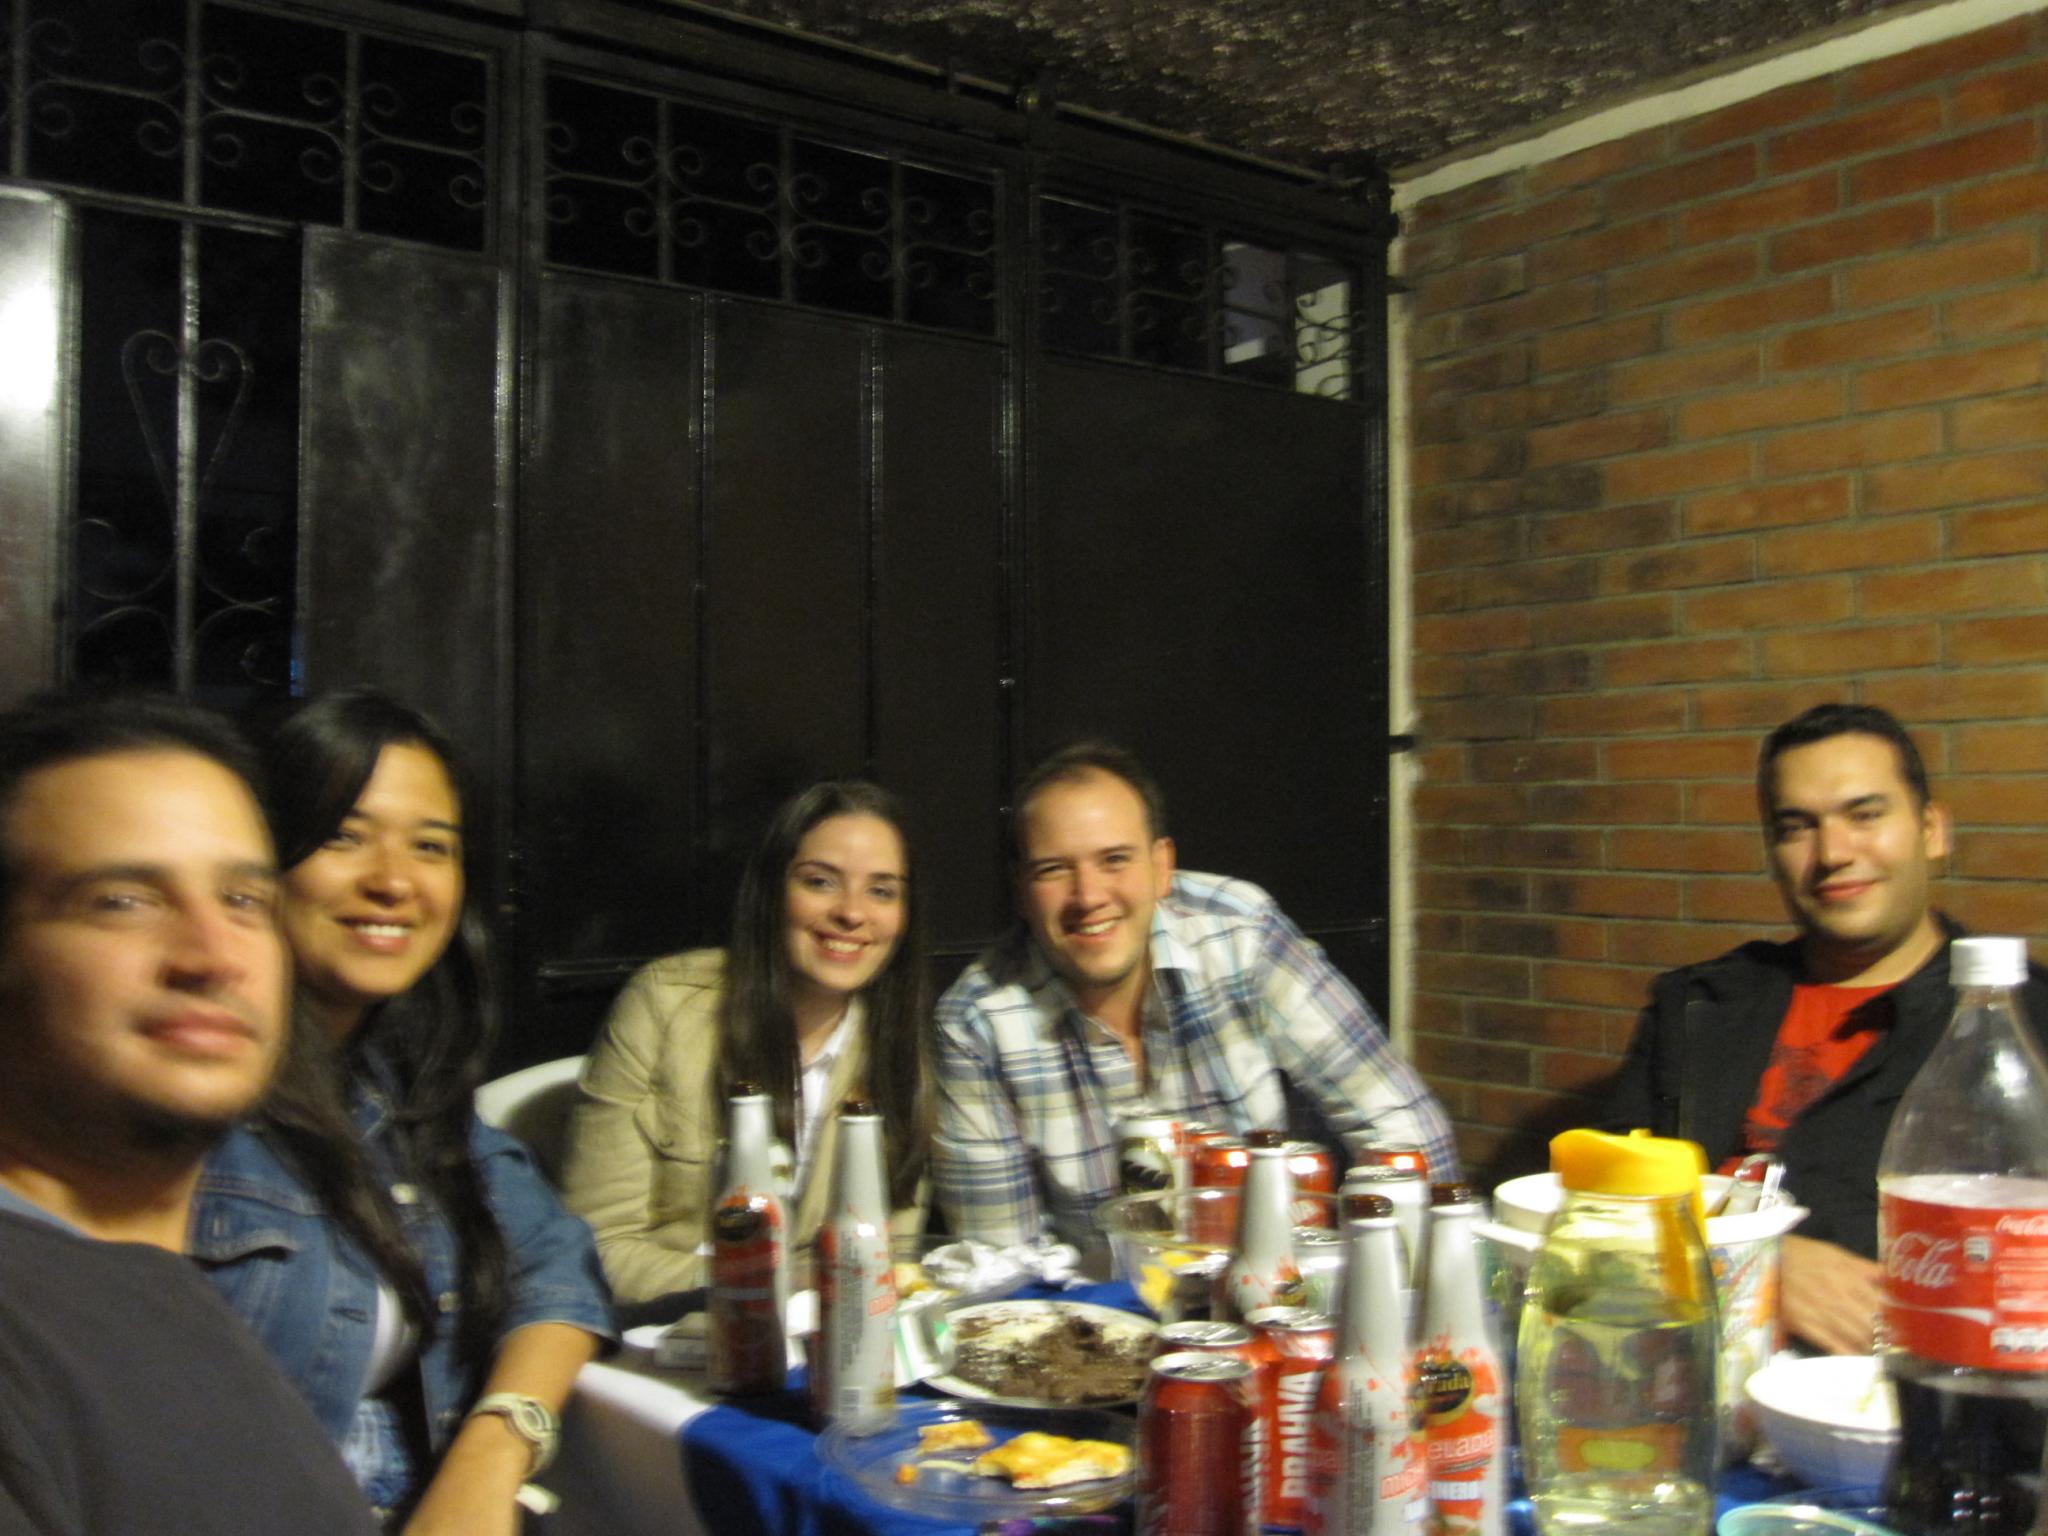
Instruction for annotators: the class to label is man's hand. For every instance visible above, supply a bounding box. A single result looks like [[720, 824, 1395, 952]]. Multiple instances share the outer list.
[[1781, 1233, 1884, 1355]]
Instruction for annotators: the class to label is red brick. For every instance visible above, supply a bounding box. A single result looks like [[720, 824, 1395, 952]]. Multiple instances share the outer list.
[[1419, 695, 1538, 739], [1851, 122, 2037, 203], [1529, 218, 1672, 286], [1759, 517, 1942, 574], [1601, 636, 1753, 687], [1855, 342, 2044, 411], [1470, 1082, 1580, 1132], [1609, 827, 1760, 873], [1416, 952, 1531, 1000], [1532, 502, 1678, 556], [1608, 734, 1757, 779], [1678, 174, 1838, 246], [1415, 346, 1532, 402], [1686, 877, 1787, 925], [1686, 477, 1852, 536], [1414, 256, 1528, 316], [1417, 869, 1531, 910], [1411, 435, 1526, 489], [1610, 344, 1759, 405], [1692, 681, 1841, 731], [1952, 616, 2048, 665], [1487, 829, 1608, 869], [1463, 376, 1607, 434], [1458, 280, 1604, 348], [1525, 780, 1684, 823], [1954, 395, 2048, 452], [1683, 575, 1855, 631], [1464, 560, 1601, 608], [1530, 132, 1664, 195], [1467, 1000, 1610, 1053], [1610, 144, 1759, 216], [1413, 785, 1529, 826], [1469, 740, 1602, 782], [1773, 94, 1946, 175], [1943, 885, 2048, 945], [1679, 79, 1838, 152], [1609, 244, 1760, 312], [1677, 377, 1842, 440], [1526, 410, 1669, 468], [1413, 571, 1466, 616], [1954, 724, 2048, 772], [1601, 539, 1755, 594], [1864, 560, 2048, 616], [1608, 919, 1756, 970], [1407, 174, 1518, 234], [1530, 593, 1675, 646], [1761, 412, 1942, 475], [1768, 200, 1936, 273], [1400, 228, 1459, 278], [1871, 670, 2048, 723], [1463, 650, 1599, 697], [1516, 465, 1605, 514], [1415, 911, 1465, 951], [1537, 964, 1658, 1011], [1845, 18, 2033, 102], [1773, 308, 1939, 372], [1414, 1035, 1534, 1086], [1531, 873, 1684, 919], [1955, 59, 2048, 125], [1952, 504, 2048, 557], [1672, 275, 1833, 345], [1535, 315, 1663, 376], [1866, 451, 2048, 515], [1463, 190, 1604, 260], [1606, 442, 1753, 500], [1845, 231, 2036, 308], [1951, 169, 2048, 233], [1762, 623, 1940, 676], [1946, 774, 2048, 822], [1947, 280, 2048, 343], [1468, 915, 1610, 962], [1538, 690, 1689, 737], [1414, 521, 1523, 572], [1412, 313, 1463, 360], [1690, 780, 1766, 824]]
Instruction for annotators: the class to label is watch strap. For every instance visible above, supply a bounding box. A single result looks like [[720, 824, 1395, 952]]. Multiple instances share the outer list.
[[468, 1391, 559, 1476]]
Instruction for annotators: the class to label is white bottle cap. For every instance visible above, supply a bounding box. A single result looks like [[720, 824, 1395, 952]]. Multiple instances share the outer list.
[[1952, 936, 2027, 987]]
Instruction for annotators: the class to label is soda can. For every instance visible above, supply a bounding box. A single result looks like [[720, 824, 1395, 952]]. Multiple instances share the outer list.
[[1246, 1306, 1337, 1534], [1139, 1352, 1262, 1536], [1284, 1142, 1337, 1227], [1190, 1135, 1251, 1246], [1342, 1162, 1427, 1287], [1119, 1112, 1184, 1195], [1293, 1226, 1346, 1316], [1160, 1319, 1257, 1361]]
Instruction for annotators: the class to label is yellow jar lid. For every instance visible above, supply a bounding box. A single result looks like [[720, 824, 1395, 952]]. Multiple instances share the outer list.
[[1550, 1127, 1706, 1199]]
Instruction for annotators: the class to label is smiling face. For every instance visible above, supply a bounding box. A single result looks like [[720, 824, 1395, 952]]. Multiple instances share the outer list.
[[0, 749, 287, 1157], [781, 812, 908, 1016], [279, 742, 463, 1038], [1765, 731, 1950, 985], [1015, 769, 1176, 1017]]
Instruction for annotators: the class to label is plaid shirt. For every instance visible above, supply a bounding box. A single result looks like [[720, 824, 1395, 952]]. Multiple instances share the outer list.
[[933, 871, 1459, 1247]]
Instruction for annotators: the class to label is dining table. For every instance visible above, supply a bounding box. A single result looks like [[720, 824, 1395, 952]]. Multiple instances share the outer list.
[[546, 1278, 1821, 1536]]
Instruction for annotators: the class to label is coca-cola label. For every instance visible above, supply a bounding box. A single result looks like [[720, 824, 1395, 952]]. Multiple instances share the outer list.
[[1881, 1189, 2048, 1371]]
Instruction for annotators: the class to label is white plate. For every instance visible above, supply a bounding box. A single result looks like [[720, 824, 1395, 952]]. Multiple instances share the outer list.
[[928, 1299, 1157, 1408]]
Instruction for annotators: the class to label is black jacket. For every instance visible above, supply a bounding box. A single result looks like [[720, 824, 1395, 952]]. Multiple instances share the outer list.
[[1600, 921, 2048, 1259]]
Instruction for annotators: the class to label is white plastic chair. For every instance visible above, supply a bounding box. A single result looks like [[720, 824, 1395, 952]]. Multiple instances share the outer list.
[[475, 1055, 587, 1183]]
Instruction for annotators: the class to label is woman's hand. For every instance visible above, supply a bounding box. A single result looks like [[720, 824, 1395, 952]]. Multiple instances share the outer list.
[[401, 1415, 531, 1536]]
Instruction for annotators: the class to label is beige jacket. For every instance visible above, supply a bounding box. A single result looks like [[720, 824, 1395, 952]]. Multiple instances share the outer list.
[[559, 948, 922, 1305]]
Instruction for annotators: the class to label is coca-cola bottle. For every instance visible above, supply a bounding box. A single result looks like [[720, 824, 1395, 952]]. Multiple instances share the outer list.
[[1216, 1129, 1308, 1322], [1878, 936, 2048, 1535]]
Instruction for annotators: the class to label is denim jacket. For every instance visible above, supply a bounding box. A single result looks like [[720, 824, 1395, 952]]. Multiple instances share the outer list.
[[189, 1066, 615, 1452]]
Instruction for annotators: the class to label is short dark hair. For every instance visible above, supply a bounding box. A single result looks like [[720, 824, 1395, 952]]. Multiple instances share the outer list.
[[1757, 702, 1932, 813], [1011, 741, 1170, 854], [0, 690, 260, 920]]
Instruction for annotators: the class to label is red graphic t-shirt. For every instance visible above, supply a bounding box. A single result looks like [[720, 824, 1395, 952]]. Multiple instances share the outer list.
[[1736, 981, 1897, 1158]]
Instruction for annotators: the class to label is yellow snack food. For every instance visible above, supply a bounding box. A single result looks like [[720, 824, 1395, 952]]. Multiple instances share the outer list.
[[973, 1432, 1132, 1490], [917, 1419, 995, 1455]]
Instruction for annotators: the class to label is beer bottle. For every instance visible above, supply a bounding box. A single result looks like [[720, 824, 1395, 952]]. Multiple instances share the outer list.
[[708, 1081, 789, 1396], [811, 1098, 897, 1432], [1217, 1129, 1307, 1322]]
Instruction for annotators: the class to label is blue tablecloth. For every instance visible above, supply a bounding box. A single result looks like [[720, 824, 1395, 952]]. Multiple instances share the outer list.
[[679, 1280, 1808, 1536]]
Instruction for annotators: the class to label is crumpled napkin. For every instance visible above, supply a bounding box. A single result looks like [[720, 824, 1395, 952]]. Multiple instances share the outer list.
[[920, 1238, 1081, 1294]]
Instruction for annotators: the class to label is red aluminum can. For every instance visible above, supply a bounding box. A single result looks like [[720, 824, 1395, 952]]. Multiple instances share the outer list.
[[1190, 1135, 1250, 1245], [1283, 1142, 1337, 1228], [1358, 1142, 1429, 1179], [1139, 1352, 1262, 1536], [1245, 1306, 1337, 1535], [1159, 1319, 1256, 1362]]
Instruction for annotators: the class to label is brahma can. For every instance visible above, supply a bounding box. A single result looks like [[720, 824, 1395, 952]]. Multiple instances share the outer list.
[[1140, 1352, 1263, 1536], [1245, 1306, 1338, 1534]]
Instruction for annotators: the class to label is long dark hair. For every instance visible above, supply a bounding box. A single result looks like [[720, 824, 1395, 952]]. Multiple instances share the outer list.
[[255, 688, 509, 1358], [718, 781, 932, 1206]]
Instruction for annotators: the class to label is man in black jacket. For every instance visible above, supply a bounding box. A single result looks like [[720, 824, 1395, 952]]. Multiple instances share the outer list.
[[1603, 702, 2048, 1355]]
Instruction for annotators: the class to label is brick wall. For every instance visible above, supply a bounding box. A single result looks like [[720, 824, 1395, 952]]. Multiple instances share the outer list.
[[1399, 13, 2048, 1182]]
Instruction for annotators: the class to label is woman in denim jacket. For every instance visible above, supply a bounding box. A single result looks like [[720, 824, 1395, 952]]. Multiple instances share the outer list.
[[192, 691, 613, 1533]]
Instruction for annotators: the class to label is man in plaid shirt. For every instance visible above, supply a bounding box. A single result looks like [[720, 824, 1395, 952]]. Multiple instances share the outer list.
[[933, 743, 1457, 1250]]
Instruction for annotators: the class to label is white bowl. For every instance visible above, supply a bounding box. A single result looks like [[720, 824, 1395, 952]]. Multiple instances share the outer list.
[[1745, 1354, 1899, 1490]]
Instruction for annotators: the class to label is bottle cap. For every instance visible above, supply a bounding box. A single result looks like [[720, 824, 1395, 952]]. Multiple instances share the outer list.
[[1246, 1128, 1286, 1149], [1551, 1127, 1705, 1200], [1953, 936, 2027, 988], [840, 1097, 877, 1116], [1343, 1192, 1395, 1221], [1429, 1181, 1476, 1206]]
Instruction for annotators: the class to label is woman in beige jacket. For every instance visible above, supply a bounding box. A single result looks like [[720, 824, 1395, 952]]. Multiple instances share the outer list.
[[559, 783, 931, 1305]]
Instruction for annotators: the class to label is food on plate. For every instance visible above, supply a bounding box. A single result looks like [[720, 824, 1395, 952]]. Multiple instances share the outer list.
[[917, 1418, 995, 1454], [948, 1306, 1154, 1404], [894, 1261, 933, 1298], [973, 1432, 1132, 1490], [895, 1463, 918, 1485]]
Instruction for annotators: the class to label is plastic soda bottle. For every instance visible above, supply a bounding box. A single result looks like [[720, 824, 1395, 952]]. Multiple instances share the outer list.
[[1878, 936, 2048, 1535], [707, 1081, 789, 1396], [1516, 1128, 1718, 1535]]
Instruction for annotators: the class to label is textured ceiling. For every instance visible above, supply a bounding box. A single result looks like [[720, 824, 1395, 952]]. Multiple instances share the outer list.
[[674, 0, 1936, 171]]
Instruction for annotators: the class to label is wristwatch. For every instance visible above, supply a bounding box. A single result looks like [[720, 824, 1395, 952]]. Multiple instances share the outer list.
[[468, 1392, 559, 1475]]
